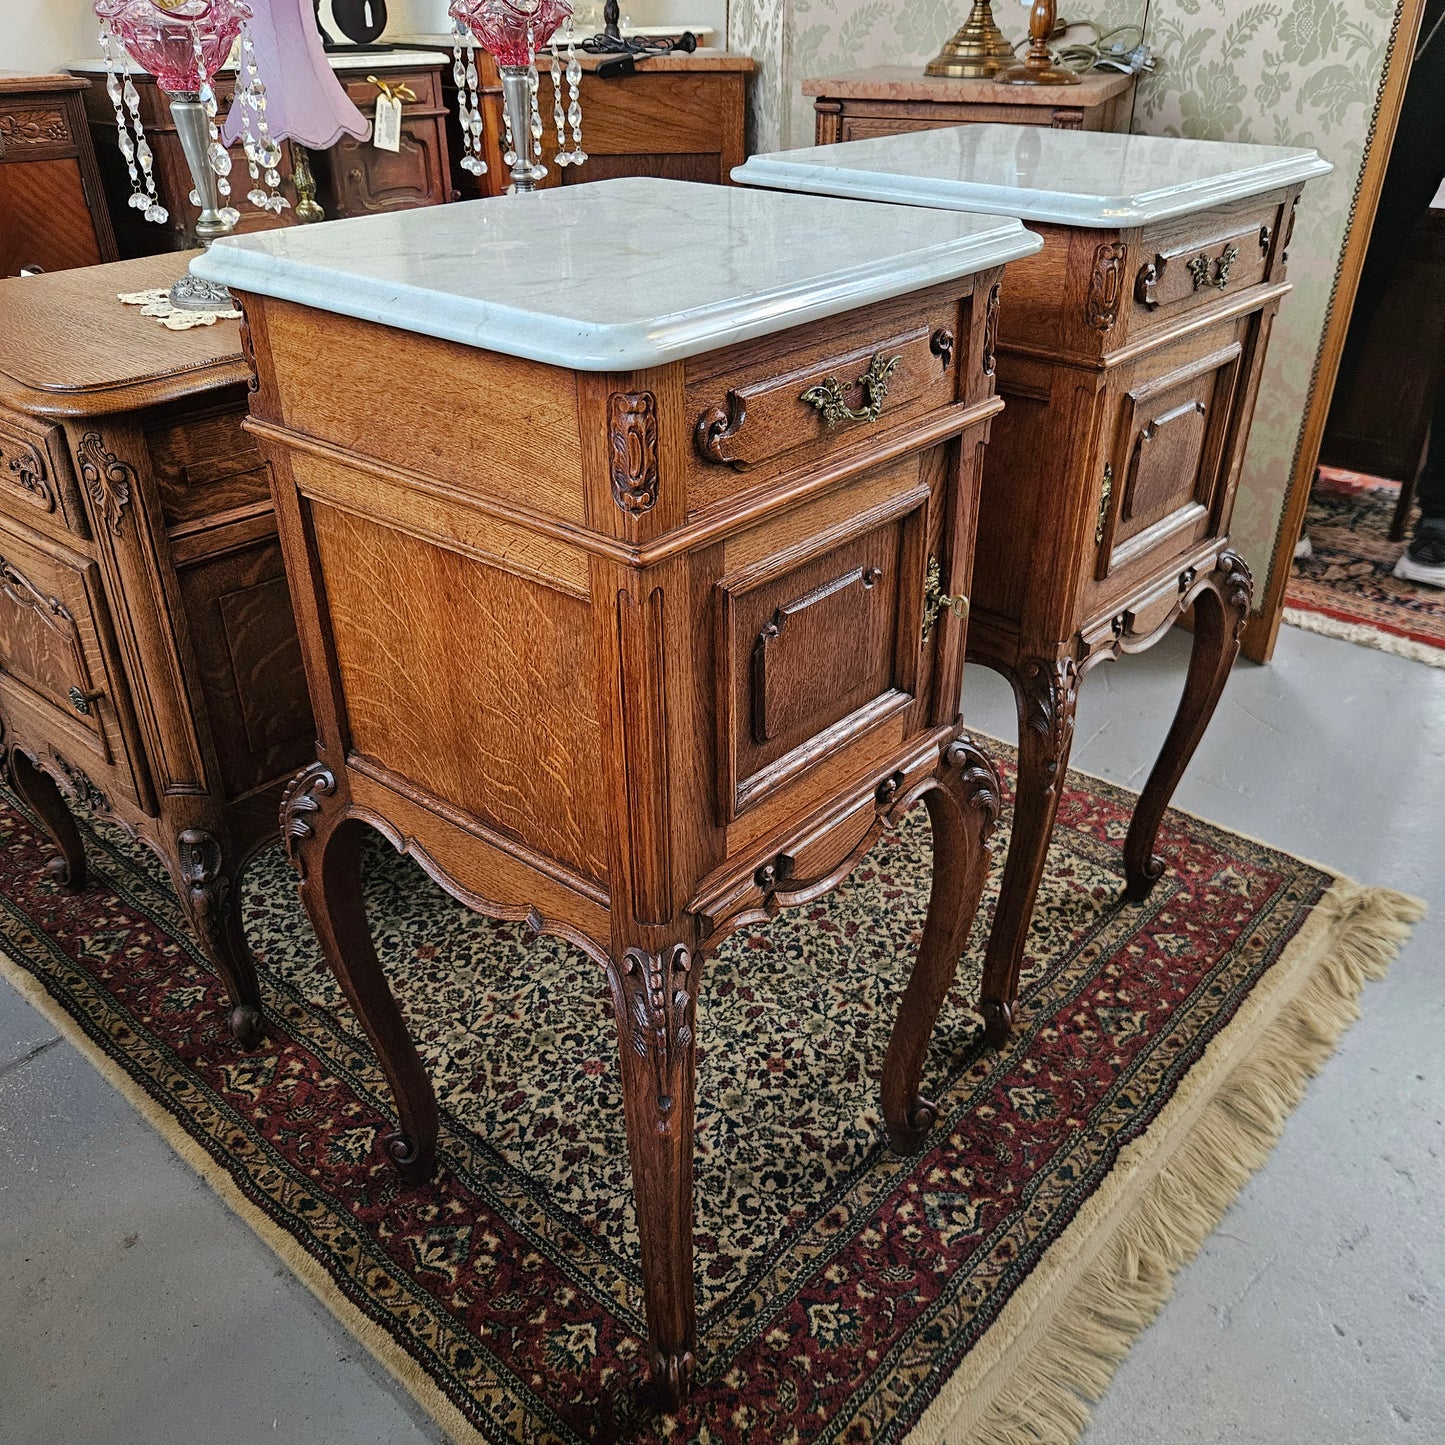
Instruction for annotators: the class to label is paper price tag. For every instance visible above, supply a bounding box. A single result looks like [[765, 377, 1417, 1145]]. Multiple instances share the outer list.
[[373, 94, 402, 152]]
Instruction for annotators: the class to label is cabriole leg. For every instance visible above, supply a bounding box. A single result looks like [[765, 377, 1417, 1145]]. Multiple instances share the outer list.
[[882, 736, 1002, 1153], [8, 746, 88, 891]]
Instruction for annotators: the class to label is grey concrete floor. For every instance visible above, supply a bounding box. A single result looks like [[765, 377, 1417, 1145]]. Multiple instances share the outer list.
[[1, 622, 1441, 1444]]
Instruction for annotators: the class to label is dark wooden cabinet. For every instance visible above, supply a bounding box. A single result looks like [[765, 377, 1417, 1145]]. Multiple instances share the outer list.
[[68, 58, 454, 255], [436, 47, 752, 196], [0, 254, 314, 1047], [0, 74, 118, 277], [808, 67, 1135, 144]]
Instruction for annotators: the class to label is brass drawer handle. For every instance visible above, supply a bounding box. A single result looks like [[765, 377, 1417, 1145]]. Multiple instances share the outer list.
[[368, 76, 418, 104], [921, 554, 968, 642], [1095, 463, 1114, 545], [68, 685, 103, 716], [801, 353, 901, 429], [1186, 242, 1240, 293]]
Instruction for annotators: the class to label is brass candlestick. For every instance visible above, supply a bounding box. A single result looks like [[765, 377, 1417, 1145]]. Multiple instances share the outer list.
[[999, 0, 1080, 84], [925, 0, 1017, 78]]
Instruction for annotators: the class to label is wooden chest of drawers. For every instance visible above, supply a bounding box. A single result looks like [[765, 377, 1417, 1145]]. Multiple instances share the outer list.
[[68, 55, 454, 255], [807, 66, 1135, 144], [0, 255, 314, 1046], [195, 176, 1038, 1407], [0, 74, 118, 277], [736, 125, 1330, 1041]]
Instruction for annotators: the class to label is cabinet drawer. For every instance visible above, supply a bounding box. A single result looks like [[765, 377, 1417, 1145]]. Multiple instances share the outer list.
[[716, 467, 932, 820], [0, 411, 89, 541], [146, 403, 269, 528], [687, 291, 962, 513], [0, 520, 146, 808], [1132, 202, 1276, 328], [339, 70, 443, 113]]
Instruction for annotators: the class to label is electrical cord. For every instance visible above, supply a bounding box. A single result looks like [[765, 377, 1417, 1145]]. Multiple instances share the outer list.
[[1030, 20, 1154, 75]]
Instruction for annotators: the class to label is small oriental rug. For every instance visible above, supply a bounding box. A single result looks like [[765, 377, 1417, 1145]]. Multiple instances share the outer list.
[[1286, 465, 1445, 667], [0, 756, 1422, 1445]]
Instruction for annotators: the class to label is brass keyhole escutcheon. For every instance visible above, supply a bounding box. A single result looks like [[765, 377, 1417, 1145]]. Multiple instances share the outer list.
[[800, 352, 902, 428], [922, 555, 968, 642], [68, 685, 102, 716]]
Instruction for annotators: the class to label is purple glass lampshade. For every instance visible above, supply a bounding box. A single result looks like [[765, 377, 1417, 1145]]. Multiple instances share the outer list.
[[220, 0, 368, 148], [94, 0, 250, 94]]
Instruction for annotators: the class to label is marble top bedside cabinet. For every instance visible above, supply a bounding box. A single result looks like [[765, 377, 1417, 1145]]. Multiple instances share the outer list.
[[193, 177, 1040, 1407], [0, 254, 314, 1047], [736, 127, 1330, 1044]]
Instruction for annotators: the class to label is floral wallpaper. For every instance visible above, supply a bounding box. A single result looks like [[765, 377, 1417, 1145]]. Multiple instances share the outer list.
[[730, 0, 1409, 619]]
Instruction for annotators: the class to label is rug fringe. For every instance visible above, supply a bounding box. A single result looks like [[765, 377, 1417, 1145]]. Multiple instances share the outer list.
[[1283, 606, 1445, 668], [943, 881, 1425, 1445]]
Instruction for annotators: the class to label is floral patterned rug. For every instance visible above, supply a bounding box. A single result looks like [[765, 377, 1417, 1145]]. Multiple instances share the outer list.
[[0, 755, 1421, 1445], [1286, 466, 1445, 667]]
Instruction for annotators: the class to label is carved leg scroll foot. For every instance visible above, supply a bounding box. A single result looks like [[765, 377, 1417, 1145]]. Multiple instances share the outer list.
[[881, 737, 1001, 1155], [283, 763, 439, 1186], [604, 937, 702, 1411], [978, 655, 1079, 1046], [172, 827, 266, 1050], [1123, 553, 1252, 902], [8, 747, 88, 892]]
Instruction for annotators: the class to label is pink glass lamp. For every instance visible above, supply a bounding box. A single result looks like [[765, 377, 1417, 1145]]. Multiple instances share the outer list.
[[94, 0, 368, 309], [449, 0, 586, 192]]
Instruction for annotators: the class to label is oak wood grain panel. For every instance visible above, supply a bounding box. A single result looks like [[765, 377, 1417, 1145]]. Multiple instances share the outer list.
[[146, 403, 270, 527], [310, 502, 610, 885], [262, 302, 586, 524]]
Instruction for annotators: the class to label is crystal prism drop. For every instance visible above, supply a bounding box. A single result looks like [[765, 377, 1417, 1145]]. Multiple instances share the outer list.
[[217, 176, 231, 196], [129, 192, 148, 209], [208, 142, 232, 176], [264, 167, 281, 187], [145, 203, 169, 223], [189, 188, 201, 206], [136, 136, 153, 168], [248, 187, 268, 206], [219, 206, 240, 227]]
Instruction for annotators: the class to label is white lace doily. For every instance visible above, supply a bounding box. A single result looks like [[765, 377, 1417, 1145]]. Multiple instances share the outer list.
[[117, 288, 242, 330]]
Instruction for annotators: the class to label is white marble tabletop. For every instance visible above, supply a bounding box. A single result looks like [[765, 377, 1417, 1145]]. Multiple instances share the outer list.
[[191, 176, 1041, 371], [734, 125, 1332, 228]]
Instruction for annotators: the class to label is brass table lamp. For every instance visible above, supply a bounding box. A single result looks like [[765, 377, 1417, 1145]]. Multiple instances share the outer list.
[[925, 0, 1016, 78]]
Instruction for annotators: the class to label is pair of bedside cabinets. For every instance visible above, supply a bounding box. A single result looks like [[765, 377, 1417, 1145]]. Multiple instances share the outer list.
[[0, 124, 1327, 1409]]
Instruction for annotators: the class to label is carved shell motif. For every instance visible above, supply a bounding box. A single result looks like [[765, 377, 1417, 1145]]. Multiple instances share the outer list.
[[77, 431, 134, 535]]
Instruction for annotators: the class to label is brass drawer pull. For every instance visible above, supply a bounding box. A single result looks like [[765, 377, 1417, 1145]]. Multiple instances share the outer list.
[[801, 352, 901, 429], [1095, 463, 1114, 545], [368, 76, 418, 104], [68, 685, 103, 716], [921, 554, 968, 642], [1186, 242, 1240, 293]]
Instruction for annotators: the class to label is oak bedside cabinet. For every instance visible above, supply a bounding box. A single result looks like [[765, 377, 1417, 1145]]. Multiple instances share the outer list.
[[807, 67, 1135, 145], [0, 254, 314, 1047], [193, 177, 1039, 1406], [736, 126, 1329, 1043]]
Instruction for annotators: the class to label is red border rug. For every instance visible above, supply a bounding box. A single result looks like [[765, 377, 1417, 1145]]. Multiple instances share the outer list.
[[0, 757, 1422, 1445], [1286, 466, 1445, 666]]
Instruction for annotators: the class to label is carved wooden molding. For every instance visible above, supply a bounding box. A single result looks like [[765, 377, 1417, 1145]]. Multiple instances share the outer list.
[[944, 735, 1002, 833], [0, 109, 70, 147], [1217, 549, 1254, 638], [51, 751, 110, 814], [694, 393, 747, 469], [608, 391, 660, 514], [77, 431, 134, 535], [177, 826, 233, 928], [1086, 242, 1128, 331], [1018, 654, 1079, 798], [0, 436, 54, 512], [0, 554, 75, 638], [615, 943, 695, 1120], [981, 284, 1001, 376], [280, 762, 337, 877]]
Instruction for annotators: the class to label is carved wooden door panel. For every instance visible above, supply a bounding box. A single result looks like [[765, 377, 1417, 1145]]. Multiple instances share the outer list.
[[0, 520, 145, 805]]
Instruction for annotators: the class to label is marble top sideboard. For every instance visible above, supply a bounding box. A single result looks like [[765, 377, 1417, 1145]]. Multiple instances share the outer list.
[[192, 175, 1040, 369], [735, 123, 1331, 227]]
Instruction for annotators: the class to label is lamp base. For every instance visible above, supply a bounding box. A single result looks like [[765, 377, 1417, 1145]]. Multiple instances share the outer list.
[[997, 60, 1081, 84], [925, 0, 1016, 78], [168, 269, 234, 312]]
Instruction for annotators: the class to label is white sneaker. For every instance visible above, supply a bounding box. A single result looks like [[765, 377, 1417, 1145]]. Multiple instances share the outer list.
[[1393, 550, 1445, 588]]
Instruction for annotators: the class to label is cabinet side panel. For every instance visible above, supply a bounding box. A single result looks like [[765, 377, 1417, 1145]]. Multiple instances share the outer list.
[[309, 501, 609, 886]]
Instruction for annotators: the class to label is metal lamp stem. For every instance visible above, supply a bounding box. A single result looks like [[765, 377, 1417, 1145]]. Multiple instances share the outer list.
[[167, 93, 239, 310], [499, 66, 545, 192]]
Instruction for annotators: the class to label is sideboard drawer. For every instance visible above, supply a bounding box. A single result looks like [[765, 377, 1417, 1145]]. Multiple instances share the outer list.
[[0, 411, 89, 542], [1132, 202, 1276, 329], [0, 519, 145, 806], [687, 292, 961, 511], [716, 468, 931, 820]]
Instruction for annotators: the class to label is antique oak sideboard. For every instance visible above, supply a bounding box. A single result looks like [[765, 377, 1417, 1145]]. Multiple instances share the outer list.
[[193, 178, 1040, 1406], [0, 254, 314, 1047], [737, 126, 1330, 1041]]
